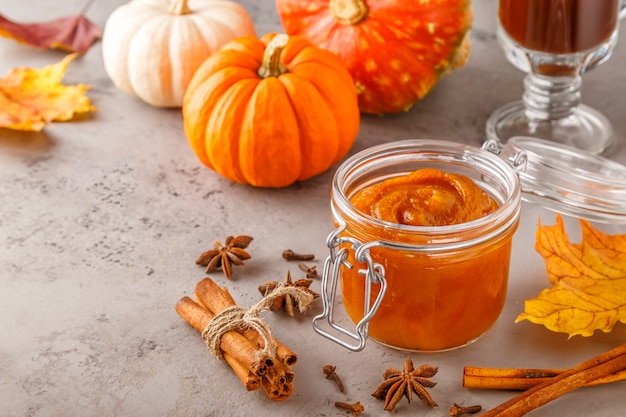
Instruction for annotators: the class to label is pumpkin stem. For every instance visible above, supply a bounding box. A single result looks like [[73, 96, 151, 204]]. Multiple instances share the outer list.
[[168, 0, 191, 15], [330, 0, 369, 25], [258, 34, 289, 78]]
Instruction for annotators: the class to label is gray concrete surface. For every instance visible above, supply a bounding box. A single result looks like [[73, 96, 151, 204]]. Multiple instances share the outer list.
[[2, 1, 626, 416]]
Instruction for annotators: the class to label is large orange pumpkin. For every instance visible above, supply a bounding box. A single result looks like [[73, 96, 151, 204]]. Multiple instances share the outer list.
[[276, 0, 473, 115], [183, 33, 360, 188]]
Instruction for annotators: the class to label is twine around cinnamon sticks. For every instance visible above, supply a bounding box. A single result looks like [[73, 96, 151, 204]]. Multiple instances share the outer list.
[[176, 277, 315, 401]]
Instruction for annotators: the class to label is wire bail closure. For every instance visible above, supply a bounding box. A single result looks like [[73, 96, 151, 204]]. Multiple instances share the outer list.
[[312, 217, 387, 351], [482, 138, 528, 172]]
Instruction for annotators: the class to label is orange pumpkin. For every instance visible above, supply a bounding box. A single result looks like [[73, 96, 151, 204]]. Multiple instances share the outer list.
[[276, 0, 473, 115], [183, 33, 360, 188]]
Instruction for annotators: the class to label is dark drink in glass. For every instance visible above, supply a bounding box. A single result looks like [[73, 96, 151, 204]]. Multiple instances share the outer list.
[[499, 0, 620, 54], [487, 0, 625, 154]]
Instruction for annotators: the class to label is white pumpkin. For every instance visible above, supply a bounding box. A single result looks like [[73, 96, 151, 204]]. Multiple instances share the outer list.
[[102, 0, 256, 107]]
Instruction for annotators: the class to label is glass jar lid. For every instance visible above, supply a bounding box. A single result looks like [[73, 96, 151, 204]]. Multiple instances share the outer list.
[[483, 137, 626, 224]]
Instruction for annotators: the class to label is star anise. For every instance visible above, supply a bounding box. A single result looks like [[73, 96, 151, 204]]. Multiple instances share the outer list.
[[195, 235, 253, 279], [371, 358, 438, 411], [258, 271, 320, 317]]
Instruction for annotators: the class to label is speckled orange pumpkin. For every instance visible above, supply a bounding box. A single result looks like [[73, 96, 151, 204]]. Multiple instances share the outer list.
[[276, 0, 473, 115], [182, 33, 360, 188]]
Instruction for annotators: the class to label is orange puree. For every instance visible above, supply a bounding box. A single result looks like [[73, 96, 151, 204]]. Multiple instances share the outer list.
[[350, 168, 499, 226], [340, 168, 513, 351]]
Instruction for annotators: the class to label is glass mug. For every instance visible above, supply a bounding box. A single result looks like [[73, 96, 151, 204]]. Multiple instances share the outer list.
[[487, 0, 626, 155]]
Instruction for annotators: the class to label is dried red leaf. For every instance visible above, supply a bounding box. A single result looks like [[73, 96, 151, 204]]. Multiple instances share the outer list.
[[0, 13, 101, 54]]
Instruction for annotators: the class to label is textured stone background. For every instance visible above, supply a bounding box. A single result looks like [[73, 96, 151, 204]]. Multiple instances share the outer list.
[[1, 1, 626, 416]]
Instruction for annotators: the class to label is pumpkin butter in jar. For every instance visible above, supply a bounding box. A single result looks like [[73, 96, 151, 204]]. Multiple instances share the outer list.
[[316, 140, 521, 352], [350, 168, 499, 226]]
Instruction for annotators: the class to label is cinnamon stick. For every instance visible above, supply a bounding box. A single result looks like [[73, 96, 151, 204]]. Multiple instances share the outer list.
[[479, 343, 626, 416], [175, 296, 271, 377], [223, 352, 261, 391], [261, 359, 294, 402], [178, 277, 298, 402], [175, 295, 212, 333], [174, 295, 261, 392], [463, 366, 626, 390], [194, 277, 298, 366], [192, 278, 298, 399], [588, 369, 626, 386]]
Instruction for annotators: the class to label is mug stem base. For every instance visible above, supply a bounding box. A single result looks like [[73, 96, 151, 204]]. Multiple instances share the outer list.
[[486, 100, 613, 155]]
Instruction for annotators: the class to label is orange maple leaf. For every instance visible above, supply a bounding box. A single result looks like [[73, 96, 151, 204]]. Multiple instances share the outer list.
[[516, 213, 626, 337], [0, 53, 95, 131]]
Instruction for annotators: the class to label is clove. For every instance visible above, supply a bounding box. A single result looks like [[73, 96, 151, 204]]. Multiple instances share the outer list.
[[335, 401, 364, 416], [323, 364, 345, 393], [298, 263, 318, 278], [449, 403, 482, 417], [282, 249, 314, 261]]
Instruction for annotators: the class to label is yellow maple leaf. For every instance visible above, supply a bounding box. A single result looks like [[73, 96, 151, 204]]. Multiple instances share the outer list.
[[516, 213, 626, 337], [0, 53, 95, 131]]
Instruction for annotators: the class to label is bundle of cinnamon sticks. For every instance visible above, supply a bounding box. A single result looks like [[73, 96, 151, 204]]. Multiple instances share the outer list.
[[176, 277, 297, 401]]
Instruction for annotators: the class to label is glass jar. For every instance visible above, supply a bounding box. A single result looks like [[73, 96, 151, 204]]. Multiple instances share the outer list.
[[312, 140, 522, 352]]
